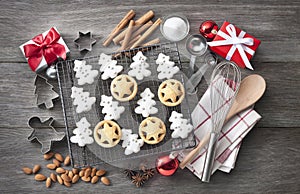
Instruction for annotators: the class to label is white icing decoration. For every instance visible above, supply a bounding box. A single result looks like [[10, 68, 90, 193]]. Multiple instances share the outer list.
[[169, 111, 193, 139], [100, 95, 125, 120], [71, 86, 96, 113], [156, 53, 179, 80], [70, 117, 94, 147], [135, 88, 158, 117], [74, 60, 98, 85], [128, 51, 151, 80], [98, 53, 123, 80]]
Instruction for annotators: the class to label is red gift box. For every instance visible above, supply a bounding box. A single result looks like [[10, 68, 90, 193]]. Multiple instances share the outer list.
[[208, 21, 261, 70], [20, 27, 69, 73]]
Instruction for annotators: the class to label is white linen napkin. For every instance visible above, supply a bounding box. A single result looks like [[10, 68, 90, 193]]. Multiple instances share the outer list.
[[178, 86, 261, 180]]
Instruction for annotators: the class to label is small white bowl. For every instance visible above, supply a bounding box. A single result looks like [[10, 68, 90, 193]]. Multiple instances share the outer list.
[[160, 14, 190, 42]]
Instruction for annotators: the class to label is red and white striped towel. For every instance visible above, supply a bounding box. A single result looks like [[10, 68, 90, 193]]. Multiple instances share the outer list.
[[178, 85, 261, 180]]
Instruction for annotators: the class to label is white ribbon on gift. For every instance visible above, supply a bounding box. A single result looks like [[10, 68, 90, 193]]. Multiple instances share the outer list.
[[207, 24, 255, 70]]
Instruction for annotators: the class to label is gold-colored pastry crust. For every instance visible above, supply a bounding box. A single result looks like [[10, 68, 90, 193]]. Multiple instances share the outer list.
[[94, 120, 122, 148], [158, 79, 185, 106], [110, 74, 138, 102], [139, 117, 166, 145]]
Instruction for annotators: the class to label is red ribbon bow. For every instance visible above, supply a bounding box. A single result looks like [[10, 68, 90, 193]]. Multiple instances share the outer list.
[[23, 27, 66, 71]]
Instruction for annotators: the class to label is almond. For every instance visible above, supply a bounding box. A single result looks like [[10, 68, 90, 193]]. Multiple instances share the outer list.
[[61, 173, 71, 182], [72, 174, 79, 184], [35, 174, 47, 181], [91, 167, 97, 177], [57, 175, 63, 185], [64, 155, 71, 166], [50, 173, 57, 182], [84, 168, 91, 178], [68, 171, 74, 179], [56, 167, 66, 174], [54, 153, 64, 162], [22, 167, 32, 175], [46, 163, 57, 170], [91, 176, 99, 184], [46, 177, 52, 188], [81, 176, 91, 182], [64, 181, 71, 187], [32, 165, 41, 174], [53, 159, 60, 167], [65, 170, 69, 175], [96, 169, 106, 177], [101, 176, 110, 186], [79, 170, 85, 177], [72, 168, 79, 175], [44, 152, 54, 160]]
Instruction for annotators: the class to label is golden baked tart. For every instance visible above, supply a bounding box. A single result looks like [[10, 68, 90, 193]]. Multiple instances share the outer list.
[[139, 117, 166, 145], [158, 79, 185, 106], [110, 74, 138, 102], [94, 120, 122, 148]]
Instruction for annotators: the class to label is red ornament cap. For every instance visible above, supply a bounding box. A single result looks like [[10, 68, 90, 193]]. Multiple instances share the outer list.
[[199, 20, 219, 40], [156, 155, 179, 176]]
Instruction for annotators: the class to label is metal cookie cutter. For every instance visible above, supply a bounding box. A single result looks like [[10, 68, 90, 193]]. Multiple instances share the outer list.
[[27, 116, 65, 154], [34, 74, 59, 109], [74, 31, 97, 52]]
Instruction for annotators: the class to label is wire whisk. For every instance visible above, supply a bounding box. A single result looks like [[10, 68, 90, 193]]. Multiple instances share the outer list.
[[202, 61, 241, 182]]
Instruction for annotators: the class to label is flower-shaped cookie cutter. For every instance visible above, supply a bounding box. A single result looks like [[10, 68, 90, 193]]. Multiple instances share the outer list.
[[74, 31, 97, 52], [27, 116, 65, 154]]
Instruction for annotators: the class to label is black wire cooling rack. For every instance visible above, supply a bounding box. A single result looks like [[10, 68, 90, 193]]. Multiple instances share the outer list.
[[56, 42, 196, 169]]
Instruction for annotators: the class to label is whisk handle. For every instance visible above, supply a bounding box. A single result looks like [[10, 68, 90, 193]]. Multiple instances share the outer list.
[[202, 132, 219, 182]]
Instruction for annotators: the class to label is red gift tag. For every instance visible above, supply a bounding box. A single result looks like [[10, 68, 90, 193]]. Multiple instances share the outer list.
[[208, 21, 261, 70]]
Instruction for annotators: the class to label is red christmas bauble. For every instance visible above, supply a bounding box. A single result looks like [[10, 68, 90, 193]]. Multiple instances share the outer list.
[[199, 20, 219, 40], [156, 155, 179, 176]]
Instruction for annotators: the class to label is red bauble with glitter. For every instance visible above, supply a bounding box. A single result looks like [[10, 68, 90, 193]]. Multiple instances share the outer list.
[[199, 20, 219, 40], [156, 155, 179, 176]]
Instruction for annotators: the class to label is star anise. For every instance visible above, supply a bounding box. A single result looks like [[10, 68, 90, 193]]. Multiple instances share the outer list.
[[142, 168, 155, 179], [131, 173, 145, 187], [123, 169, 135, 178]]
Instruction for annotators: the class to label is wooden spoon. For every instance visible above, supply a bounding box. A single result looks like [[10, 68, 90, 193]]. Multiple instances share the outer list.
[[179, 74, 266, 169]]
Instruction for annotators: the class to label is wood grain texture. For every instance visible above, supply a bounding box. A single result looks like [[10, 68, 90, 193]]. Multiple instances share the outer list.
[[0, 0, 299, 193]]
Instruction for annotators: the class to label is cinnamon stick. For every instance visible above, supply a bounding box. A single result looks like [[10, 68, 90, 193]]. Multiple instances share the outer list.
[[142, 38, 160, 47], [120, 20, 135, 50], [112, 10, 154, 45], [116, 21, 153, 45], [103, 10, 135, 47], [120, 35, 141, 47], [130, 18, 162, 49]]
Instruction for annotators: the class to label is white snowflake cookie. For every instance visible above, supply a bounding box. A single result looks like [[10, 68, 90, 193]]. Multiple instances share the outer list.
[[70, 117, 94, 147], [98, 53, 123, 80], [135, 88, 158, 117], [156, 53, 179, 80], [74, 60, 99, 85], [100, 95, 125, 120], [121, 129, 144, 155], [128, 51, 151, 80], [71, 86, 96, 113], [169, 111, 193, 139]]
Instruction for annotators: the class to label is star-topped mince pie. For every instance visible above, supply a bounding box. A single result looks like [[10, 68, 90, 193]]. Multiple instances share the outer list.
[[110, 74, 138, 102], [158, 79, 185, 107], [94, 120, 122, 148], [139, 117, 166, 145]]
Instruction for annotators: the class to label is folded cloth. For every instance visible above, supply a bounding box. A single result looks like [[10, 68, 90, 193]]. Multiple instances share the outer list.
[[177, 85, 261, 180]]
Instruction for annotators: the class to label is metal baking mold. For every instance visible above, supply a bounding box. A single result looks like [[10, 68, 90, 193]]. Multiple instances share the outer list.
[[34, 74, 59, 109], [27, 116, 65, 154], [74, 31, 97, 52]]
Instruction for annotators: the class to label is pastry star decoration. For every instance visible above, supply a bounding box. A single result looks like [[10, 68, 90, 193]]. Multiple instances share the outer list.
[[113, 76, 134, 98], [97, 123, 119, 144], [161, 82, 183, 103], [141, 119, 164, 142]]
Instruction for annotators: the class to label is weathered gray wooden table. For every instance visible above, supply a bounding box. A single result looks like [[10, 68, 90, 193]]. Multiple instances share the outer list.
[[1, 0, 299, 193]]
